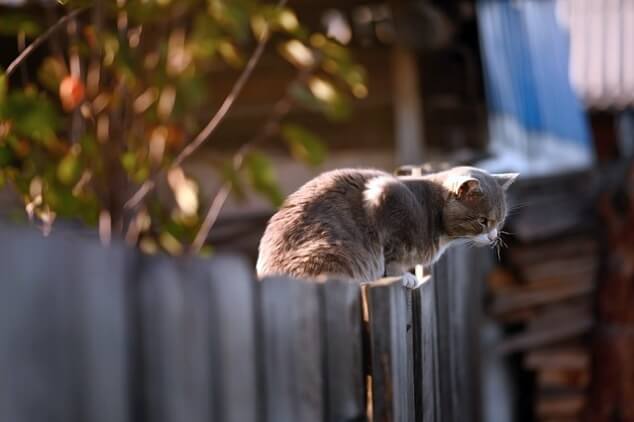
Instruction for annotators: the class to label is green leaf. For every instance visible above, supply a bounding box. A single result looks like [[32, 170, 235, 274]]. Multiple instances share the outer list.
[[291, 79, 351, 121], [255, 6, 300, 35], [37, 57, 68, 92], [0, 70, 6, 103], [288, 82, 322, 112], [208, 0, 253, 41], [57, 153, 81, 185], [0, 91, 60, 143], [198, 244, 214, 257], [0, 13, 41, 37], [0, 146, 14, 167], [121, 152, 137, 173], [174, 74, 207, 117], [281, 123, 326, 166], [244, 152, 283, 207]]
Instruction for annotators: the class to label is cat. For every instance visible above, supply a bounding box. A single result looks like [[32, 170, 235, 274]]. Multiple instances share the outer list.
[[256, 166, 517, 288]]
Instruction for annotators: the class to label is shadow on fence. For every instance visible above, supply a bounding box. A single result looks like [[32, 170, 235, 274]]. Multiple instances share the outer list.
[[0, 224, 485, 422]]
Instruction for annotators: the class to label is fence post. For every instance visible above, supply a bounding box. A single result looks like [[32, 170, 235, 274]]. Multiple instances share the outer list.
[[321, 279, 365, 420], [260, 277, 324, 422], [137, 255, 216, 422], [206, 255, 259, 422], [0, 225, 130, 422], [431, 246, 485, 422], [412, 274, 442, 422], [363, 277, 415, 421]]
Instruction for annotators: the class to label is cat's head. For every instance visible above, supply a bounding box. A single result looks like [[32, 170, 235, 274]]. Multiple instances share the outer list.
[[439, 166, 518, 246]]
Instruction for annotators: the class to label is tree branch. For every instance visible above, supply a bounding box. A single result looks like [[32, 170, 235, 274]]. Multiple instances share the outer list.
[[125, 0, 288, 210], [189, 69, 309, 252], [5, 7, 90, 79]]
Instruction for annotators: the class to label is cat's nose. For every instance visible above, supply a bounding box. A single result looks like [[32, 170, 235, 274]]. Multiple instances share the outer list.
[[487, 229, 498, 242]]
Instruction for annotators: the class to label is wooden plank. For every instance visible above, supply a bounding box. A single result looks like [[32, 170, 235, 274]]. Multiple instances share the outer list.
[[527, 301, 594, 332], [432, 246, 489, 422], [432, 255, 457, 422], [517, 258, 598, 284], [363, 277, 415, 422], [65, 235, 131, 422], [0, 225, 130, 422], [320, 279, 365, 421], [137, 255, 214, 422], [413, 275, 441, 422], [508, 236, 598, 268], [490, 277, 595, 316], [260, 277, 323, 422], [206, 255, 258, 422], [537, 367, 590, 390], [536, 392, 586, 417], [524, 346, 590, 370], [497, 316, 593, 355]]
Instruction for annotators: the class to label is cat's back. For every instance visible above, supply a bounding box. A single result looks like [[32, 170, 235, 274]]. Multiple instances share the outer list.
[[256, 168, 391, 279]]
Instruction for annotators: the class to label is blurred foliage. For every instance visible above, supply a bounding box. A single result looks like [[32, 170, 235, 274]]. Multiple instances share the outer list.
[[0, 0, 366, 254]]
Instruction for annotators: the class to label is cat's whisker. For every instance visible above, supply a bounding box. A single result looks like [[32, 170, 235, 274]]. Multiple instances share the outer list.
[[509, 201, 531, 210], [505, 209, 524, 217]]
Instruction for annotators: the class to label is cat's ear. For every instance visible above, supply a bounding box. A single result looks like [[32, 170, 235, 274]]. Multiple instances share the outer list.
[[493, 173, 519, 190], [456, 177, 481, 198]]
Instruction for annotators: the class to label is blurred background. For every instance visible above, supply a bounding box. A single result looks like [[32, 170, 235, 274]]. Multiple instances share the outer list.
[[1, 0, 633, 421]]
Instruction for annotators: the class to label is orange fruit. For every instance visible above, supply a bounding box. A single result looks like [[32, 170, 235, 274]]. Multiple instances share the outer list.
[[59, 76, 85, 111]]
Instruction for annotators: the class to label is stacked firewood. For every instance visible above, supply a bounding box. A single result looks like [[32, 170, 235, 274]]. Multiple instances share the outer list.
[[588, 163, 634, 421], [485, 170, 602, 421], [487, 233, 598, 420]]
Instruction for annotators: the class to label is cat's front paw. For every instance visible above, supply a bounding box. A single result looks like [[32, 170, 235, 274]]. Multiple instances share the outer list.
[[401, 272, 423, 289]]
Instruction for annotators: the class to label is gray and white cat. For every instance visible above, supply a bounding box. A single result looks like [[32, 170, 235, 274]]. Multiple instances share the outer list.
[[256, 166, 517, 288]]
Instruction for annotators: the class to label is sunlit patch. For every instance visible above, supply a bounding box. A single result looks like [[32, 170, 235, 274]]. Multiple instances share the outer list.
[[322, 9, 352, 44], [279, 10, 299, 32], [280, 40, 315, 68], [167, 29, 192, 75], [157, 85, 176, 119], [149, 126, 168, 165], [159, 232, 183, 255], [133, 88, 158, 114], [139, 236, 158, 255], [363, 175, 396, 208], [167, 167, 199, 217], [309, 77, 337, 102], [352, 83, 368, 98]]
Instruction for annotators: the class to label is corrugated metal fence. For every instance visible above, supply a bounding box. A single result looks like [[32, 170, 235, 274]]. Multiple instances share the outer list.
[[0, 224, 483, 422]]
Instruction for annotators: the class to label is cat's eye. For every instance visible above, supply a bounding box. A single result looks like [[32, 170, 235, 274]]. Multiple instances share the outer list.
[[479, 217, 488, 226]]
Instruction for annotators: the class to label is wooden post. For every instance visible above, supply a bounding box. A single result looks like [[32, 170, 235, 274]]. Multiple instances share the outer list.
[[260, 277, 324, 422], [430, 246, 487, 422], [0, 225, 130, 422], [137, 255, 216, 422], [413, 274, 441, 422], [363, 277, 415, 421], [320, 279, 365, 421], [392, 45, 425, 166], [206, 255, 258, 422]]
